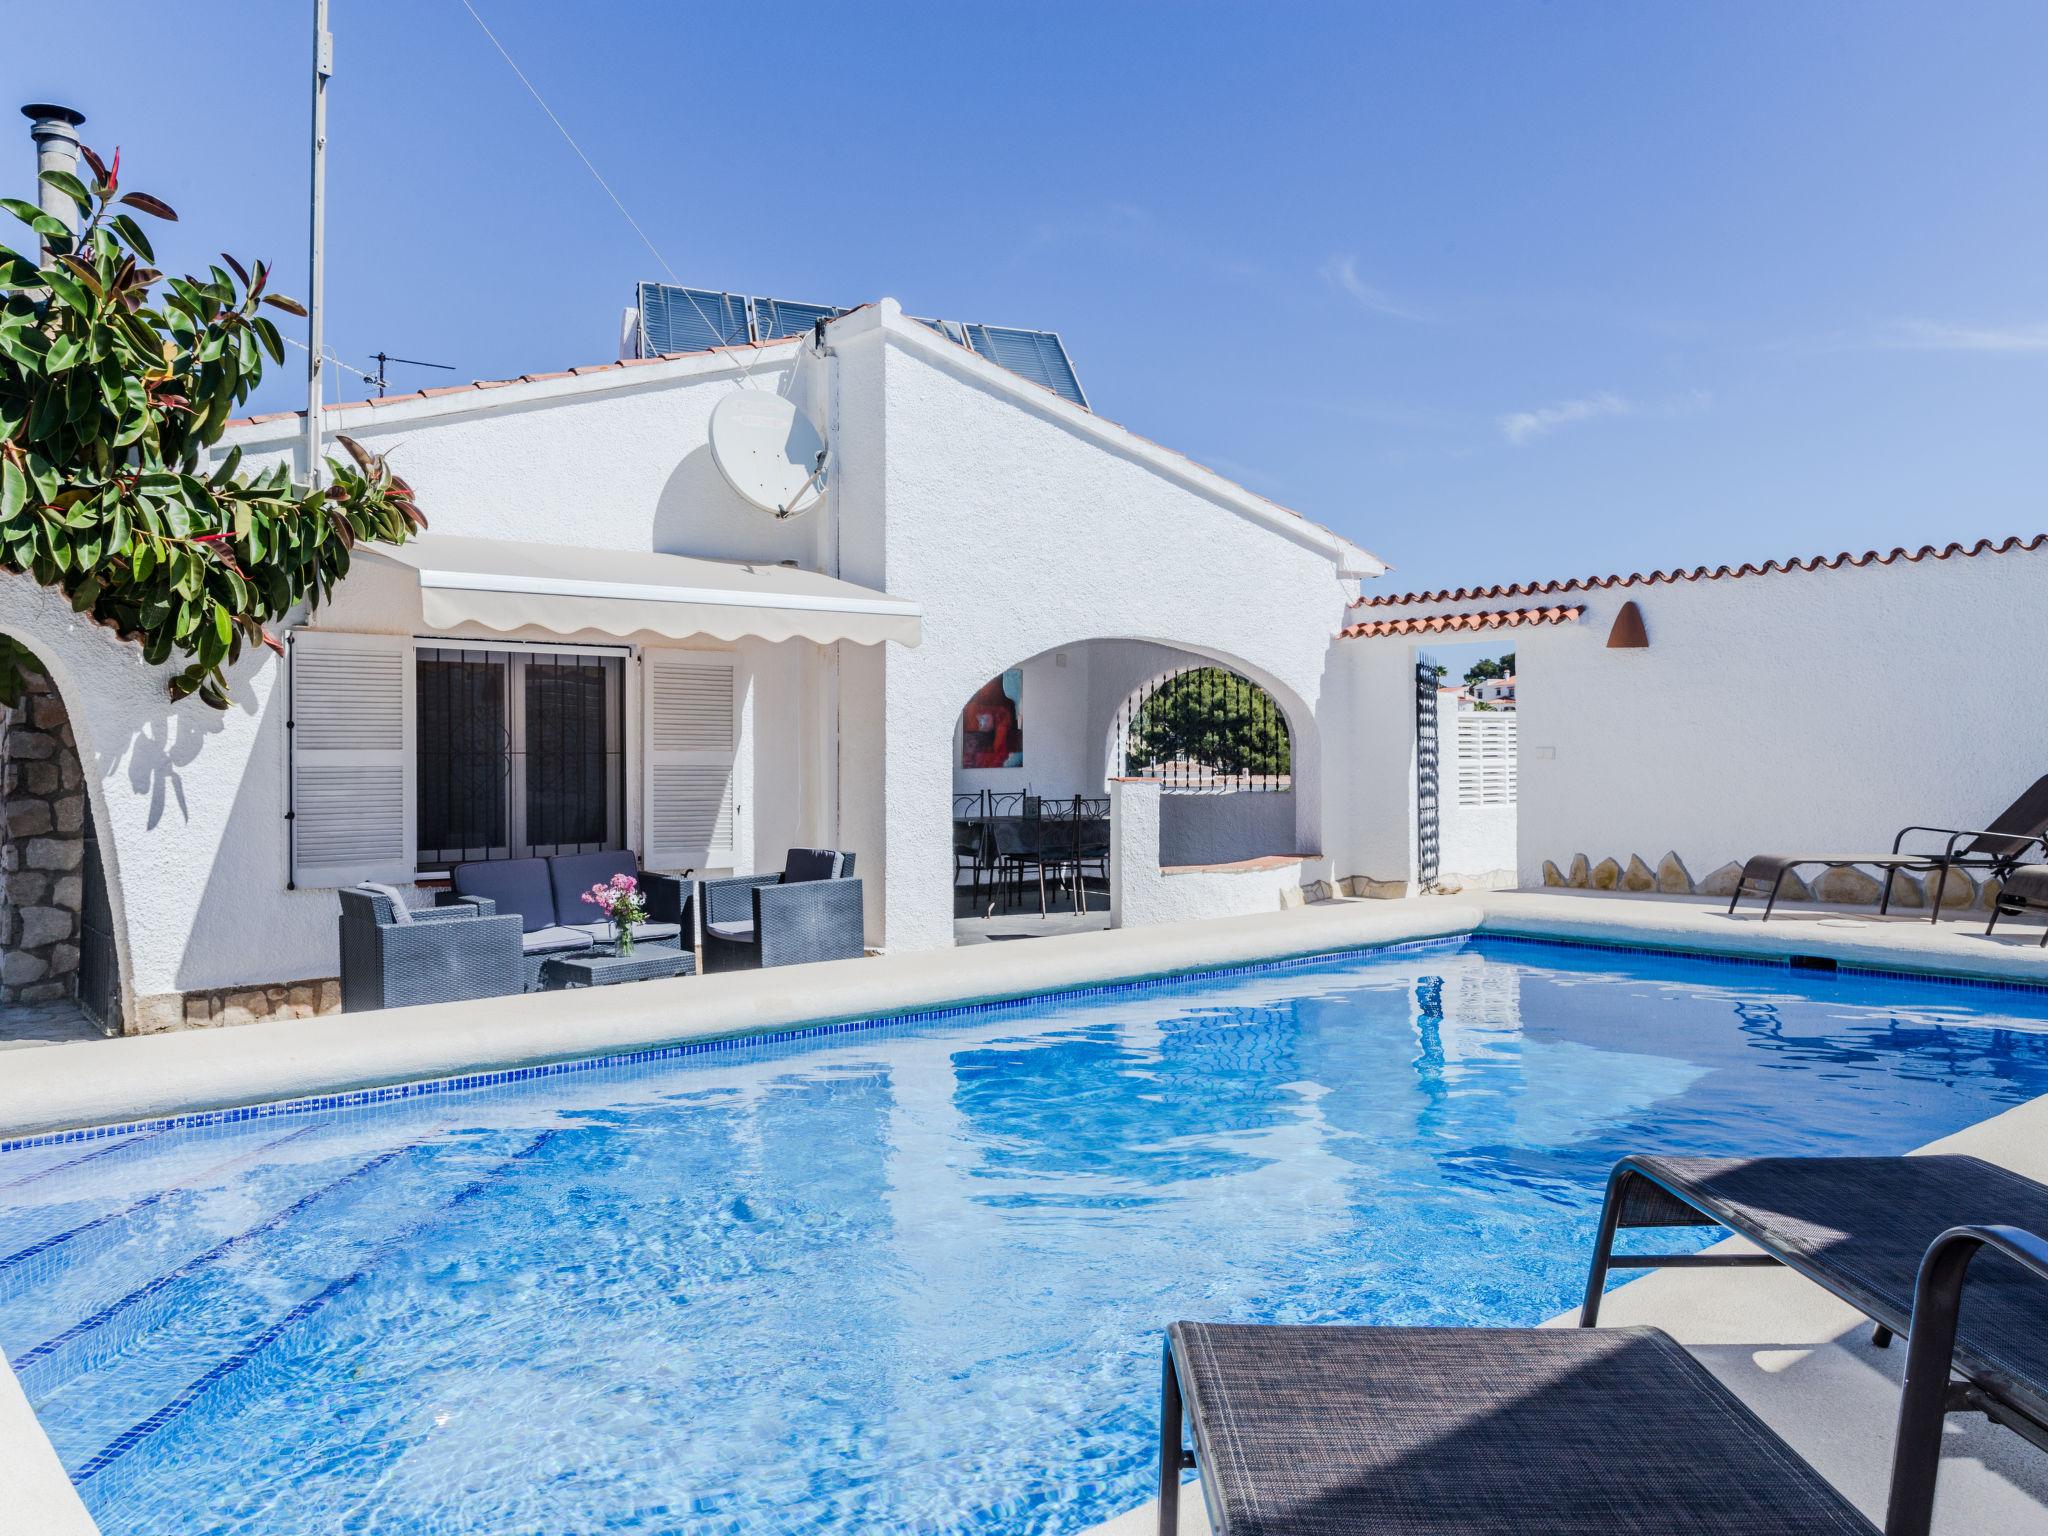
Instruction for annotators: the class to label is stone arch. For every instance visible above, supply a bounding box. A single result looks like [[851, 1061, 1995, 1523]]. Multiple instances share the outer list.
[[0, 651, 118, 1029]]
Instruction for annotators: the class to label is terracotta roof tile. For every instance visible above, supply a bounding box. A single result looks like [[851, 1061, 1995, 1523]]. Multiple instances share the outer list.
[[1351, 534, 2048, 609], [1339, 605, 1584, 639]]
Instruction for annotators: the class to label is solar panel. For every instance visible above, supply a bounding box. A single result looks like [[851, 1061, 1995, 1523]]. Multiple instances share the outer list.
[[960, 324, 1088, 409], [752, 297, 845, 341], [636, 283, 750, 354], [631, 285, 1089, 409]]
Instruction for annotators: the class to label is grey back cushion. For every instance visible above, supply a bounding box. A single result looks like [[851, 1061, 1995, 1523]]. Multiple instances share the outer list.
[[452, 858, 556, 933], [547, 849, 640, 926], [781, 848, 841, 884]]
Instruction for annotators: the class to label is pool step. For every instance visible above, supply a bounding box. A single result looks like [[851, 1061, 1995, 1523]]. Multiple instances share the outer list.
[[54, 1128, 563, 1493]]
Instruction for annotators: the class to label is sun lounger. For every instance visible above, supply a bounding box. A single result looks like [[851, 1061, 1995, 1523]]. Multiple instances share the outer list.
[[1163, 1218, 2048, 1536], [1988, 864, 2048, 945], [1581, 1155, 2048, 1459], [1728, 774, 2048, 923]]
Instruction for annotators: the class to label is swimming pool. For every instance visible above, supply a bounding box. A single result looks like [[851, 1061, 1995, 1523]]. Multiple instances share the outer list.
[[7, 935, 2048, 1534]]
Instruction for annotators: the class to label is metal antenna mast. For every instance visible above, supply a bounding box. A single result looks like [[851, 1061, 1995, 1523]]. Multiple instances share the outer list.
[[305, 0, 333, 489], [370, 352, 455, 397]]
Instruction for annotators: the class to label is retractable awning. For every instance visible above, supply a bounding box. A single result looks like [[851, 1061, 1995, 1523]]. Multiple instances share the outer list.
[[363, 533, 921, 648]]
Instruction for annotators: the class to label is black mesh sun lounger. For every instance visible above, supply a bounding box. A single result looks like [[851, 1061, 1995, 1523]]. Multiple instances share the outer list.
[[1162, 1323, 1874, 1535], [1164, 1220, 2048, 1536], [1581, 1155, 2048, 1456], [1730, 774, 2048, 923]]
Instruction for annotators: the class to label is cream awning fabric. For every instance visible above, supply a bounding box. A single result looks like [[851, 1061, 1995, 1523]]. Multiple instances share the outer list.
[[363, 534, 921, 647]]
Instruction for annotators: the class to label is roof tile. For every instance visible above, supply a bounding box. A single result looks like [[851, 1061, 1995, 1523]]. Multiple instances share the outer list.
[[1340, 605, 1584, 639], [1352, 535, 2048, 609]]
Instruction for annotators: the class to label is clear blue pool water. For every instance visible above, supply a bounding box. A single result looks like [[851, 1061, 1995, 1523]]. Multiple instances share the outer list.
[[8, 936, 2048, 1535]]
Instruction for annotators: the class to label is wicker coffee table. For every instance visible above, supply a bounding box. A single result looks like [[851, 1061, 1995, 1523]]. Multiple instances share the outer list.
[[537, 947, 695, 990]]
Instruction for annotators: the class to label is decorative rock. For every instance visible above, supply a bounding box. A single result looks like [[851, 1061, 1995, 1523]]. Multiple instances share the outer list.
[[1888, 872, 1924, 908], [1541, 860, 1566, 887], [1568, 854, 1591, 889], [1980, 878, 2003, 913], [1279, 884, 1305, 909], [1303, 879, 1332, 903], [50, 874, 79, 912], [47, 941, 76, 975], [1589, 857, 1622, 891], [57, 755, 80, 790], [1435, 877, 1464, 895], [51, 793, 83, 834], [5, 871, 48, 907], [319, 979, 342, 1013], [1925, 869, 1977, 911], [20, 760, 58, 795], [1621, 854, 1657, 892], [1815, 866, 1884, 906], [133, 993, 186, 1035], [1772, 869, 1813, 902], [1655, 851, 1695, 895], [185, 995, 214, 1025], [1687, 868, 1736, 901], [1345, 876, 1405, 899], [6, 731, 52, 761], [30, 695, 67, 731]]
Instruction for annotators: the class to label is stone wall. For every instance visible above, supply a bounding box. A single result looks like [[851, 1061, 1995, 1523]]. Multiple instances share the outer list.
[[1536, 850, 2002, 911], [1, 669, 85, 1004], [131, 978, 342, 1035]]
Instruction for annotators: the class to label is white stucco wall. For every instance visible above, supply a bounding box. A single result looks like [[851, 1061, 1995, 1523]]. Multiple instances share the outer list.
[[1157, 791, 1300, 867], [1333, 542, 2048, 894], [1110, 780, 1310, 927], [2, 299, 1374, 1025], [846, 303, 1358, 951]]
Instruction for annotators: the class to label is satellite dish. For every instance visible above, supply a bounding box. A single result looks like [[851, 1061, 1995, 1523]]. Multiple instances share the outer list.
[[708, 391, 827, 518]]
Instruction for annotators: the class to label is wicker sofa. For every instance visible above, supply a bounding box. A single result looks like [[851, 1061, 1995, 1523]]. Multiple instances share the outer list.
[[439, 850, 691, 992]]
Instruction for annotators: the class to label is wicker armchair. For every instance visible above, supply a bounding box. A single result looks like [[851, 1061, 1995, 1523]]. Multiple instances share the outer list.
[[338, 886, 523, 1012], [698, 850, 863, 972]]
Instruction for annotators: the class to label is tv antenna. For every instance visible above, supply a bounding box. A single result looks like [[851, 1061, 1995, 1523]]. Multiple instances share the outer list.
[[370, 352, 456, 397]]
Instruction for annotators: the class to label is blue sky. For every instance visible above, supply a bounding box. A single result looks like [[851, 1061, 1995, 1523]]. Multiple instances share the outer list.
[[11, 2, 2047, 594]]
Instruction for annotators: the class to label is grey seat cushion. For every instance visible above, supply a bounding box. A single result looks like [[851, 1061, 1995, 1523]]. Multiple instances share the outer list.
[[521, 925, 596, 956], [454, 858, 556, 934], [707, 919, 757, 944], [560, 920, 681, 946], [547, 849, 642, 926]]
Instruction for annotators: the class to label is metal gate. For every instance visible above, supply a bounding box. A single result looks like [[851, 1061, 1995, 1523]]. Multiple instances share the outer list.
[[1415, 658, 1441, 891], [1114, 666, 1290, 791], [77, 797, 120, 1031]]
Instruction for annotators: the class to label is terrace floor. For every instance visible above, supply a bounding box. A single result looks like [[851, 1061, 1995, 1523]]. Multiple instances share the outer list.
[[0, 999, 105, 1051]]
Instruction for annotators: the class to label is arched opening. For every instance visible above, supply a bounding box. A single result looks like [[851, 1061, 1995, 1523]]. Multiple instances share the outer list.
[[0, 651, 118, 1042], [949, 638, 1317, 943]]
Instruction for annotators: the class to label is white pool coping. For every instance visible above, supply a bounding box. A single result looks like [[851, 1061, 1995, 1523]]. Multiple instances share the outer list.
[[10, 889, 2048, 1535]]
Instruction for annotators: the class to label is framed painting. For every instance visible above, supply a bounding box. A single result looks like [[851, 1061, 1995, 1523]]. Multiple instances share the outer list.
[[961, 669, 1023, 769]]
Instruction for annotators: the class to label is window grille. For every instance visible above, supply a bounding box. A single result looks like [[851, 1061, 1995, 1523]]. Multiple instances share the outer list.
[[1115, 666, 1290, 792]]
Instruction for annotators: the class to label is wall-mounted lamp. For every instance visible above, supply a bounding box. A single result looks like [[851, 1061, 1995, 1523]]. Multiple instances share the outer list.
[[1606, 600, 1648, 649]]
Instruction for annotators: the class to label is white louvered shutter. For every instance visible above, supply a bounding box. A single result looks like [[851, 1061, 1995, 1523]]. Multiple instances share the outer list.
[[289, 631, 415, 887], [643, 654, 736, 872]]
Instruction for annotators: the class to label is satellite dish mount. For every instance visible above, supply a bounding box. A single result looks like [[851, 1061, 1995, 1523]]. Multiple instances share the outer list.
[[708, 392, 828, 519]]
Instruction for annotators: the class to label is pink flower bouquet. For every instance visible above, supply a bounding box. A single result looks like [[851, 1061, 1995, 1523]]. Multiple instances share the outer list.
[[581, 873, 649, 952]]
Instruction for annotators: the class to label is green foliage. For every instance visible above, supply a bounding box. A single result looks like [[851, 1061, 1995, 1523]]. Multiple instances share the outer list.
[[1126, 668, 1291, 781], [1463, 652, 1515, 688], [0, 144, 423, 708]]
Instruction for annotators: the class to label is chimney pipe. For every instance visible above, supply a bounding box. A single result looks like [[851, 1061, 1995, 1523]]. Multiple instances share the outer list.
[[21, 103, 86, 262]]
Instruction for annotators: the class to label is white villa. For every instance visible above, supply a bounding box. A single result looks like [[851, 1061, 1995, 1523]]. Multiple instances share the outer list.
[[3, 288, 2047, 1035]]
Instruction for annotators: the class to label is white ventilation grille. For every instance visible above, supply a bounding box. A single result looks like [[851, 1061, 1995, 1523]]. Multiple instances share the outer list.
[[1455, 712, 1518, 807], [643, 654, 737, 869], [288, 632, 416, 887]]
